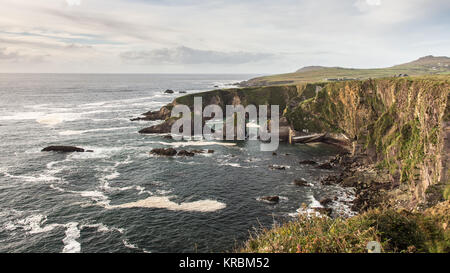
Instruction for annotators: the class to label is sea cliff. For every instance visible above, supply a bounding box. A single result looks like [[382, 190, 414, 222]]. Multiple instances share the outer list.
[[137, 75, 450, 252]]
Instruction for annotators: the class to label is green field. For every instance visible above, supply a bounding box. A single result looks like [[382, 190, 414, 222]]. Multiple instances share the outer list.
[[241, 55, 450, 86]]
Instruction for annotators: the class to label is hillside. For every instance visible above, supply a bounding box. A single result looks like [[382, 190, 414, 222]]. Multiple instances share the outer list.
[[240, 55, 450, 87]]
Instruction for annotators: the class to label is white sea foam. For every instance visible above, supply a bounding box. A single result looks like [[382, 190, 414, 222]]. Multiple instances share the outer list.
[[308, 194, 323, 208], [0, 111, 46, 121], [68, 147, 124, 159], [62, 222, 81, 253], [3, 171, 59, 183], [36, 112, 84, 126], [59, 126, 133, 136], [108, 196, 226, 212], [123, 240, 139, 249]]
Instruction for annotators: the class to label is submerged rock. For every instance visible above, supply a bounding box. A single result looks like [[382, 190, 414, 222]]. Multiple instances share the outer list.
[[260, 196, 280, 203], [179, 91, 187, 94], [42, 146, 85, 153], [150, 148, 177, 156]]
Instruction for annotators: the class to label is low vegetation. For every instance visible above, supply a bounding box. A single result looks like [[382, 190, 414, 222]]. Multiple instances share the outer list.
[[240, 207, 450, 253]]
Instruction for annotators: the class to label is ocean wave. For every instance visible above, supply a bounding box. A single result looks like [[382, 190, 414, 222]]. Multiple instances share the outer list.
[[59, 127, 133, 136]]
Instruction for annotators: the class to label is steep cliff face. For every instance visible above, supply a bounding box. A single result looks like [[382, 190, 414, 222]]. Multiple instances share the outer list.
[[285, 76, 449, 206]]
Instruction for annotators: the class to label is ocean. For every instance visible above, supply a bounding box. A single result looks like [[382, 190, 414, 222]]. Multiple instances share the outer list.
[[0, 74, 354, 253]]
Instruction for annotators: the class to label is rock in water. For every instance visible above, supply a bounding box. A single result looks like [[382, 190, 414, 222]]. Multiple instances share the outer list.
[[294, 178, 309, 186], [164, 89, 174, 94], [42, 146, 85, 153], [207, 150, 214, 153], [319, 197, 333, 206], [269, 165, 286, 170], [317, 162, 333, 169], [139, 118, 177, 134], [260, 196, 280, 203], [150, 148, 177, 156], [177, 150, 195, 156], [299, 160, 317, 165], [313, 207, 332, 217]]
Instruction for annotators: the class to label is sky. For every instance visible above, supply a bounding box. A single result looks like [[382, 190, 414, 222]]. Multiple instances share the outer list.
[[0, 0, 449, 74]]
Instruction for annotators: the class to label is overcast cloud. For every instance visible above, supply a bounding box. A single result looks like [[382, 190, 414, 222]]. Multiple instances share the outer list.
[[0, 0, 449, 73]]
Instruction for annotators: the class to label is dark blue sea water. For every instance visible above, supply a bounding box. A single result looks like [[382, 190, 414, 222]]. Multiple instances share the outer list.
[[0, 74, 354, 253]]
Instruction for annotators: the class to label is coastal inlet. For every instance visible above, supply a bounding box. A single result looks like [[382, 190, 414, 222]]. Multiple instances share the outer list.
[[0, 74, 354, 253]]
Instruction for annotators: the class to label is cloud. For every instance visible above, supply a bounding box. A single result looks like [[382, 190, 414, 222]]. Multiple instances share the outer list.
[[0, 47, 48, 62], [66, 0, 82, 6], [0, 48, 19, 60], [366, 0, 381, 6], [120, 46, 274, 65], [0, 0, 449, 73]]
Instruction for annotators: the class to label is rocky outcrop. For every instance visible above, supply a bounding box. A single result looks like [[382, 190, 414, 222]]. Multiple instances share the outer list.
[[42, 146, 86, 153], [150, 148, 177, 156], [177, 150, 195, 156], [293, 178, 309, 186], [316, 162, 333, 169], [260, 196, 280, 203], [269, 165, 286, 170], [139, 118, 177, 134], [299, 160, 317, 165], [131, 106, 172, 121], [164, 89, 174, 94]]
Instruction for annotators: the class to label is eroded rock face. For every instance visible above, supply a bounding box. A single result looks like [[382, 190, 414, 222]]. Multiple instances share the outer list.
[[42, 146, 85, 153], [150, 148, 177, 156]]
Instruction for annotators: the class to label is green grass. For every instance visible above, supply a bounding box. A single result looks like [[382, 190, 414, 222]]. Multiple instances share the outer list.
[[239, 208, 450, 253]]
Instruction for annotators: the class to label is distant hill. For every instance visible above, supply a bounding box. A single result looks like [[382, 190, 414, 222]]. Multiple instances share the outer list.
[[240, 55, 450, 87]]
